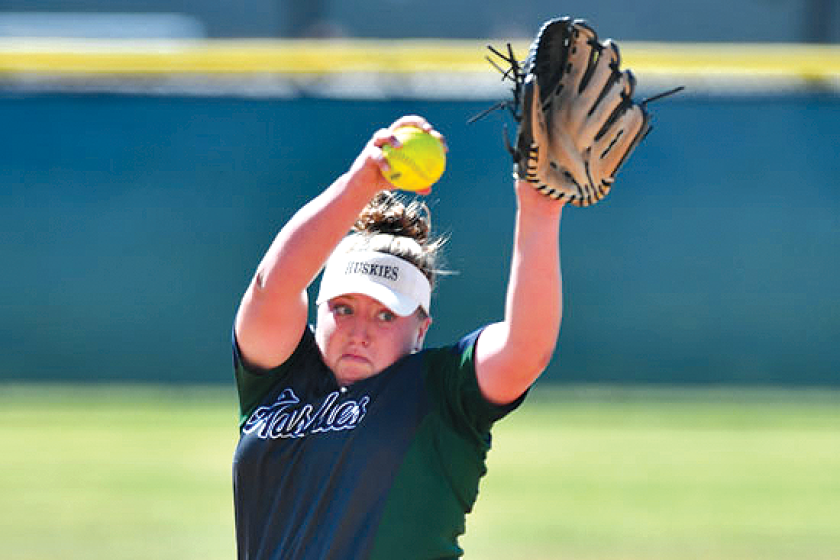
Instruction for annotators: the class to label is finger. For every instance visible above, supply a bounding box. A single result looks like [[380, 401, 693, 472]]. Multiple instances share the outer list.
[[390, 114, 430, 131], [574, 40, 621, 123], [429, 130, 448, 152], [371, 148, 392, 174], [582, 69, 634, 143], [563, 20, 599, 95], [596, 104, 648, 178], [371, 128, 401, 149]]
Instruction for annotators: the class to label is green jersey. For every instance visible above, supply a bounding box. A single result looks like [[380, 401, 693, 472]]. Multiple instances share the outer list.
[[232, 326, 524, 559]]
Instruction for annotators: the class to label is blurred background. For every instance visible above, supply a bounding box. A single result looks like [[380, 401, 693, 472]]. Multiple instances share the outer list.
[[1, 0, 838, 386], [0, 0, 837, 41], [1, 2, 839, 559]]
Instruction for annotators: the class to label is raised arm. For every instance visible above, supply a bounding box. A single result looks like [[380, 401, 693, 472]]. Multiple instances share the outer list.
[[234, 116, 436, 370], [474, 180, 564, 405]]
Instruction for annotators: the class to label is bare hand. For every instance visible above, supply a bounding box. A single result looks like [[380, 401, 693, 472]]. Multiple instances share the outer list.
[[346, 115, 447, 196]]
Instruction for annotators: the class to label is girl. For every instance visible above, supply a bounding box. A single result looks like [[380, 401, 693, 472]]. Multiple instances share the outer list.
[[232, 115, 563, 559]]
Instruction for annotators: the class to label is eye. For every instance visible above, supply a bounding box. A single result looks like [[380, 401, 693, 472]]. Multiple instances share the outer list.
[[332, 303, 353, 316], [377, 310, 396, 322]]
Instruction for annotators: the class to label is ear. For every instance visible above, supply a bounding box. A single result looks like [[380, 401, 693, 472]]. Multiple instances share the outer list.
[[414, 315, 433, 351]]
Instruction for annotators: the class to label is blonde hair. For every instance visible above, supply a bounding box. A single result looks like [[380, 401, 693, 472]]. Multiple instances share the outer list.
[[343, 191, 448, 289]]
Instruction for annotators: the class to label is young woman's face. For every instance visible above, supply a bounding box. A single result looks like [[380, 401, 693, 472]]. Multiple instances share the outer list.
[[315, 293, 431, 387]]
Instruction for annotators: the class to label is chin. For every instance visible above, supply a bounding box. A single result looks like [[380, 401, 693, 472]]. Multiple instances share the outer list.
[[334, 362, 376, 385]]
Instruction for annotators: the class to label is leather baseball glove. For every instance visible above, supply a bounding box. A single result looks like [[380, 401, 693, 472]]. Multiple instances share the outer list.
[[475, 17, 682, 206]]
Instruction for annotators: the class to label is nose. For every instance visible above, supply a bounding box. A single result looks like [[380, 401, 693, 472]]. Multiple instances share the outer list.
[[347, 316, 370, 347]]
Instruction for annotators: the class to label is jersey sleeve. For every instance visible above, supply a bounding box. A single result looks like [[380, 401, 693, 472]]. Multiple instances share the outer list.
[[424, 327, 528, 437], [232, 326, 314, 428]]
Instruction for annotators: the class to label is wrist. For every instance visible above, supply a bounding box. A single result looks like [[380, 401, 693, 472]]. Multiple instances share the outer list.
[[338, 166, 387, 200], [515, 180, 565, 218]]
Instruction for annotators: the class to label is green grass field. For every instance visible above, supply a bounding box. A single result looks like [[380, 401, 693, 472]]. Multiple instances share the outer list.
[[1, 384, 838, 560]]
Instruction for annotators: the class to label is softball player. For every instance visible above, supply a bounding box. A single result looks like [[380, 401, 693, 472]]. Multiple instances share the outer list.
[[232, 115, 563, 559]]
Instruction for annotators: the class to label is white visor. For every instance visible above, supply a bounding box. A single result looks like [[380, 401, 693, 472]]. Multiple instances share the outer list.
[[316, 250, 431, 316]]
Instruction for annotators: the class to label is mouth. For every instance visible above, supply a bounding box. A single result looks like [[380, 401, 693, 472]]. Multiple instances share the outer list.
[[340, 352, 370, 365], [336, 352, 374, 378]]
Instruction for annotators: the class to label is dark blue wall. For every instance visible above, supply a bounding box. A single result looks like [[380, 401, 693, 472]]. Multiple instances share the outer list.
[[2, 94, 838, 385]]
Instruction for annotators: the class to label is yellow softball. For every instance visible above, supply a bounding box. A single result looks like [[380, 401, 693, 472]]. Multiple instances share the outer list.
[[381, 126, 446, 191]]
